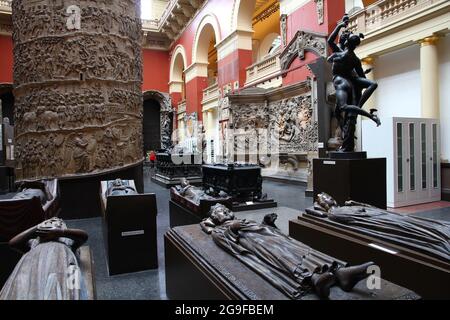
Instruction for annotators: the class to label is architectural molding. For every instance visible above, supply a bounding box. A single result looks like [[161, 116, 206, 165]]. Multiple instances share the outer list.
[[314, 0, 324, 25], [143, 90, 174, 149], [169, 81, 184, 94], [185, 62, 208, 82], [279, 30, 327, 72], [216, 29, 254, 60], [192, 13, 222, 64], [170, 44, 188, 83]]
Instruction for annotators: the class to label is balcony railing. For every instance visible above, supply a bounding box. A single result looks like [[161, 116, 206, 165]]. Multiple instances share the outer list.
[[202, 82, 219, 111], [348, 0, 446, 36], [245, 52, 281, 87]]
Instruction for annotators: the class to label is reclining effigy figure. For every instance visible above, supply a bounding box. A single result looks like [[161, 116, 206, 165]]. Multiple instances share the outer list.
[[201, 204, 374, 299], [12, 181, 54, 205], [0, 218, 89, 300], [306, 193, 450, 263], [106, 179, 137, 196], [175, 178, 228, 205]]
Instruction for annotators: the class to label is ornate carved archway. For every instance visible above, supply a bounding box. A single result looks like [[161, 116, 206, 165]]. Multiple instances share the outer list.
[[143, 90, 173, 150]]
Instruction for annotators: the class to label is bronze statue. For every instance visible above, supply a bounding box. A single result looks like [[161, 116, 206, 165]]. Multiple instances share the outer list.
[[328, 14, 381, 152], [306, 193, 450, 263], [0, 218, 89, 300], [106, 179, 137, 196], [201, 204, 374, 299]]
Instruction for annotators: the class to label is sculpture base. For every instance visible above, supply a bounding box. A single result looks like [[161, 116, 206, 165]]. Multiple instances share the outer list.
[[329, 151, 367, 160], [151, 174, 203, 189], [59, 163, 144, 219], [101, 193, 158, 276], [289, 214, 450, 299], [0, 166, 14, 195], [165, 225, 419, 300], [313, 157, 387, 209]]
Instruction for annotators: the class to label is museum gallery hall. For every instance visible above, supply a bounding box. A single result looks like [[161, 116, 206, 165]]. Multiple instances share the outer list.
[[0, 0, 449, 304]]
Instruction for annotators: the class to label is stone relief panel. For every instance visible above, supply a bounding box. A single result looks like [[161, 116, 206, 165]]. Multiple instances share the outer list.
[[268, 95, 318, 154], [13, 0, 143, 181], [228, 93, 318, 156]]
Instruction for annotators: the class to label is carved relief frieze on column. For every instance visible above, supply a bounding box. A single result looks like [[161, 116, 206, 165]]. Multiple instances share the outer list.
[[279, 31, 327, 72], [12, 0, 144, 181]]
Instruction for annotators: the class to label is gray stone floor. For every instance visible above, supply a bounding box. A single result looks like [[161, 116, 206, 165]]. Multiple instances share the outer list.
[[67, 172, 450, 300]]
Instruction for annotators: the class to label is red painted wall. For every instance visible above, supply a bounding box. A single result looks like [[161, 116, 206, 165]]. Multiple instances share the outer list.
[[185, 76, 207, 121], [218, 49, 253, 88], [283, 0, 345, 86], [142, 49, 170, 93], [0, 35, 13, 84]]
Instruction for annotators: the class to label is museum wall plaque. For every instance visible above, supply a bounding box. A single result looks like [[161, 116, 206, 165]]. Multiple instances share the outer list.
[[12, 0, 144, 181]]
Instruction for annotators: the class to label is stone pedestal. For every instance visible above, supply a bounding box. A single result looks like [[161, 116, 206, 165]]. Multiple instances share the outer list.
[[313, 156, 387, 209]]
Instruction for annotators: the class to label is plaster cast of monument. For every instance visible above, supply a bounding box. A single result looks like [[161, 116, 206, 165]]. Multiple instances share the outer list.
[[201, 204, 375, 299], [12, 0, 144, 181]]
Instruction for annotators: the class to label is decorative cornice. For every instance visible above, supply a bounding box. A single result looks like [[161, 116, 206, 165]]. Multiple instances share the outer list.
[[361, 56, 376, 65], [253, 1, 280, 26], [279, 30, 327, 72]]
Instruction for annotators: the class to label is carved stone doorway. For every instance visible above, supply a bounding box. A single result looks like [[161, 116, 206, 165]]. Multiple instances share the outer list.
[[0, 83, 14, 125], [143, 91, 173, 153], [143, 98, 161, 154]]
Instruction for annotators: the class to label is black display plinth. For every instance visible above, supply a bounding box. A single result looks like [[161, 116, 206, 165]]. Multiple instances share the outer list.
[[59, 163, 144, 219], [289, 214, 449, 299], [100, 182, 158, 276], [165, 225, 419, 300], [313, 157, 386, 209], [0, 166, 14, 194]]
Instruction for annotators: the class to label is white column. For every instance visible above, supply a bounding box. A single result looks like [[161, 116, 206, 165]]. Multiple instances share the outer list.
[[420, 36, 440, 119]]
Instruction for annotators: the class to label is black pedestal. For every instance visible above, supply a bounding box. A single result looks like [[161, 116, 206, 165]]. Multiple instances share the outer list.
[[59, 163, 144, 219], [0, 243, 22, 289], [169, 200, 207, 228], [0, 166, 14, 194], [103, 194, 158, 276], [313, 157, 387, 209]]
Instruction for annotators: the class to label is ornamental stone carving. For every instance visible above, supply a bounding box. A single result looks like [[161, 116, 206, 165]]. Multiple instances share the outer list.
[[314, 0, 324, 25], [13, 0, 143, 181], [228, 88, 318, 155], [280, 31, 327, 72]]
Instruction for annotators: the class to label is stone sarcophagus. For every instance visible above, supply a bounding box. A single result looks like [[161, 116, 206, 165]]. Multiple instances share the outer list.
[[12, 0, 143, 181]]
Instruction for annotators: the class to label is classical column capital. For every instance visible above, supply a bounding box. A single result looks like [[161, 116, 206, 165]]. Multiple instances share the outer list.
[[361, 56, 376, 65], [419, 36, 440, 47]]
